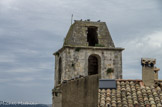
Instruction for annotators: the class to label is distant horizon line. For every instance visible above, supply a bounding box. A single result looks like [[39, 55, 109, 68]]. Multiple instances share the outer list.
[[0, 101, 52, 105]]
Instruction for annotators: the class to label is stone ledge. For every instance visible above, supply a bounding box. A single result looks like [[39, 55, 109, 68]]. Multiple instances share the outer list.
[[53, 45, 124, 55]]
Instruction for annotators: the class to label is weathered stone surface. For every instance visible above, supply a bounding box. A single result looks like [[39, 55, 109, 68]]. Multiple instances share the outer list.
[[64, 20, 115, 47], [53, 20, 124, 107], [141, 58, 160, 86], [54, 46, 123, 85], [54, 21, 124, 86], [53, 75, 99, 107]]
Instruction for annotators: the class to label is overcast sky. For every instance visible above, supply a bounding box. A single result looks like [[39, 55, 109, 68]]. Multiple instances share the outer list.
[[0, 0, 162, 104]]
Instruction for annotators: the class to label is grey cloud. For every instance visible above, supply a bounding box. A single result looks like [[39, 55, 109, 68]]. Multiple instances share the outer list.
[[0, 0, 162, 104], [122, 31, 162, 79]]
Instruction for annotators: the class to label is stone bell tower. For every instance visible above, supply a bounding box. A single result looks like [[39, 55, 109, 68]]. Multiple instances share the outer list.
[[54, 20, 124, 86]]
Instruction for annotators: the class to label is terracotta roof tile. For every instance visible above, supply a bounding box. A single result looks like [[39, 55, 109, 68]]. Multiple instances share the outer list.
[[98, 80, 162, 107]]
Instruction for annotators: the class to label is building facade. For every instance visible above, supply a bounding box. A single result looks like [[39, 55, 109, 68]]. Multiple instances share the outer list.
[[54, 20, 124, 86]]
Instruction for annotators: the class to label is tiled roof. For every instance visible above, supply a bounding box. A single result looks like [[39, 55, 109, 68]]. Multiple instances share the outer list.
[[98, 80, 162, 107]]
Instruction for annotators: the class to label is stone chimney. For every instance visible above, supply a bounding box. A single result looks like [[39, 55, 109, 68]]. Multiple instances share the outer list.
[[141, 58, 160, 86]]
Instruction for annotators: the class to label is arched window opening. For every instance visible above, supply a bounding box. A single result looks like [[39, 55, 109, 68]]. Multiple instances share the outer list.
[[87, 26, 98, 46], [88, 55, 98, 75], [58, 57, 62, 84]]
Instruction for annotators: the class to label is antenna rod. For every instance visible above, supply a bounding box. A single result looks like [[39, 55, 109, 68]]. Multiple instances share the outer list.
[[71, 14, 73, 25]]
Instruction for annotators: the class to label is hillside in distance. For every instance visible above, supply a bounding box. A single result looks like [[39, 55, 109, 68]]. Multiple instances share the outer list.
[[0, 105, 50, 107], [0, 101, 52, 107]]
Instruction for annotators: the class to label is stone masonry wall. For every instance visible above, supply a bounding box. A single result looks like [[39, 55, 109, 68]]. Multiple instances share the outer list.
[[64, 21, 115, 48], [52, 92, 62, 107], [61, 75, 99, 107], [55, 47, 122, 85]]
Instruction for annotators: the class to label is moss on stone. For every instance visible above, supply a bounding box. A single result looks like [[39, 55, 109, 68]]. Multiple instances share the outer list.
[[95, 44, 105, 47], [75, 47, 81, 52], [106, 68, 114, 74]]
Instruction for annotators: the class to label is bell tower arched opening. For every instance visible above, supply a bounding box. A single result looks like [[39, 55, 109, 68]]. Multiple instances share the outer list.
[[88, 55, 101, 76], [58, 57, 62, 84], [87, 26, 98, 46]]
